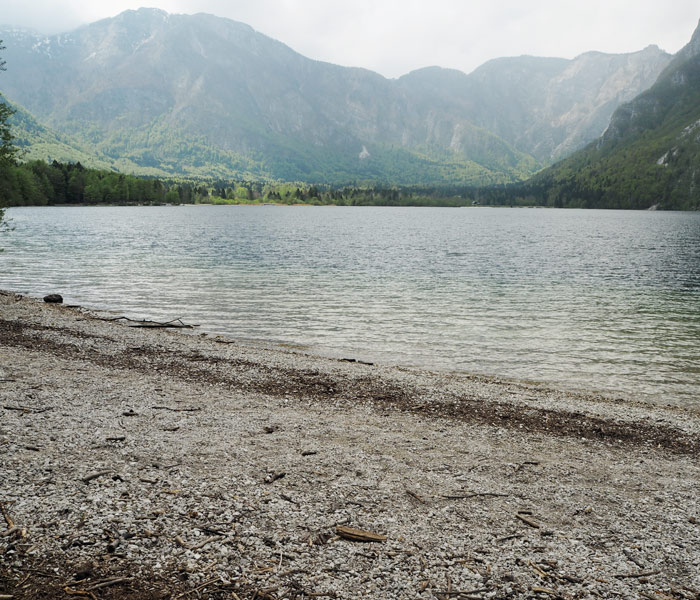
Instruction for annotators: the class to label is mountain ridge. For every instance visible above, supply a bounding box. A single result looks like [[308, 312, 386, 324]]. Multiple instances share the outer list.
[[525, 20, 700, 210], [0, 8, 674, 184]]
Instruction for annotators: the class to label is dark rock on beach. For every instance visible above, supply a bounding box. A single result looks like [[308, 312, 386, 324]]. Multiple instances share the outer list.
[[43, 293, 63, 303]]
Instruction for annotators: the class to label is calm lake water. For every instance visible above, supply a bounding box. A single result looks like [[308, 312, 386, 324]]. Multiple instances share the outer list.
[[2, 205, 699, 407]]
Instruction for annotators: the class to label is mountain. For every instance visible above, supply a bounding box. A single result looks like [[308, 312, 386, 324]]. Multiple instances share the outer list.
[[8, 100, 123, 171], [529, 20, 700, 210], [0, 9, 673, 184], [465, 46, 671, 161]]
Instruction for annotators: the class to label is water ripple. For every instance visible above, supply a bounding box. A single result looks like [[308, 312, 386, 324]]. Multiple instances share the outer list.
[[1, 205, 699, 407]]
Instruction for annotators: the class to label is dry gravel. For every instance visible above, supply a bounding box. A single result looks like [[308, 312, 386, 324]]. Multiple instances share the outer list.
[[1, 290, 699, 600]]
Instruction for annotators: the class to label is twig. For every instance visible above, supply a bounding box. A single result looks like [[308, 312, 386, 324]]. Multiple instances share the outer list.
[[162, 463, 182, 470], [97, 316, 197, 329], [85, 578, 132, 591], [63, 587, 97, 600], [190, 536, 220, 550], [1, 526, 20, 538], [13, 567, 63, 580], [442, 492, 508, 499], [497, 533, 523, 543], [529, 561, 549, 579], [336, 525, 386, 543], [152, 406, 202, 412], [0, 501, 14, 529], [173, 577, 221, 599], [516, 513, 541, 529], [614, 570, 661, 579], [264, 472, 286, 484], [131, 318, 195, 329], [406, 489, 427, 504], [432, 588, 488, 597], [516, 461, 540, 472], [561, 574, 584, 584], [81, 470, 112, 483], [3, 405, 51, 413]]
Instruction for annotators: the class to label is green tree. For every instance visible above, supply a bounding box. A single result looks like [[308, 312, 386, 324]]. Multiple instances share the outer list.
[[1, 39, 18, 230], [0, 41, 16, 165]]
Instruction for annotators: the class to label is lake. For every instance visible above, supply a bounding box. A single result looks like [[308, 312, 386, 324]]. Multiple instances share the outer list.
[[1, 205, 699, 407]]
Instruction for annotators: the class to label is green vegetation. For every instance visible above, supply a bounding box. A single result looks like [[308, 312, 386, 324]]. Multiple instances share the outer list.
[[1, 39, 17, 229], [2, 27, 699, 212], [9, 108, 538, 187], [516, 38, 700, 211], [0, 157, 518, 208], [0, 159, 478, 207], [1, 155, 698, 211], [1, 160, 168, 206]]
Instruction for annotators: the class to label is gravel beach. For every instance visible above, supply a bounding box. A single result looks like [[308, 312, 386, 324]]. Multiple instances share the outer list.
[[1, 290, 699, 600]]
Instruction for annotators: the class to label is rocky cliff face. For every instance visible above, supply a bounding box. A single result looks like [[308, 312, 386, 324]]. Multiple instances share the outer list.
[[462, 45, 671, 160], [529, 20, 700, 210], [0, 9, 675, 183], [602, 20, 700, 145]]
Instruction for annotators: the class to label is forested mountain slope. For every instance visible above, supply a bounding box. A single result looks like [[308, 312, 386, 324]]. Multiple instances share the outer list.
[[529, 20, 700, 210], [0, 9, 672, 184]]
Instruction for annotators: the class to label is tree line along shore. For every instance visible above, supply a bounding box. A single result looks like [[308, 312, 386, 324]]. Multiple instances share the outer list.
[[1, 158, 697, 210]]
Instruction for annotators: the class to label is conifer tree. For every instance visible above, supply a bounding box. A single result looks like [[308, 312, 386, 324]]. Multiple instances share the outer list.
[[0, 39, 18, 229]]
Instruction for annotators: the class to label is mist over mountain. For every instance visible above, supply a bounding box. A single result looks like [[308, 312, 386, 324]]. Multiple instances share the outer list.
[[528, 20, 700, 210], [0, 8, 673, 184]]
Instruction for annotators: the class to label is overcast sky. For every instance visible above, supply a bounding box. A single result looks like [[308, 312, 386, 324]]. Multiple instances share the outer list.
[[2, 1, 698, 77]]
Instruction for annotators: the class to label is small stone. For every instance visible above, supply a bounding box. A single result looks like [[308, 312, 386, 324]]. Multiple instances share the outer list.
[[73, 561, 96, 580], [43, 294, 63, 304]]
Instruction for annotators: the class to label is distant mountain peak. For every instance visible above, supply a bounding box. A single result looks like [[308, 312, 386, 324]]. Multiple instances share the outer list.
[[535, 20, 700, 210], [117, 7, 170, 19], [677, 18, 700, 61], [0, 10, 677, 184]]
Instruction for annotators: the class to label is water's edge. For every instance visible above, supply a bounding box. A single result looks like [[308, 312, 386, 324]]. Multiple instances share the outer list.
[[2, 205, 699, 408]]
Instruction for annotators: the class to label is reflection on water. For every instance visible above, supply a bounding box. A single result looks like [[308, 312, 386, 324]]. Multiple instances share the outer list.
[[2, 205, 699, 407]]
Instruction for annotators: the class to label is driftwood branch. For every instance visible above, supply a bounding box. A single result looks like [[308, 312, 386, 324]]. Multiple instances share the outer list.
[[442, 492, 508, 500], [84, 578, 132, 591], [0, 501, 14, 529], [406, 489, 427, 504], [3, 405, 52, 413], [614, 570, 661, 579], [432, 588, 488, 598], [264, 472, 286, 484], [516, 513, 541, 529], [97, 316, 197, 329], [336, 525, 386, 543], [81, 470, 112, 484]]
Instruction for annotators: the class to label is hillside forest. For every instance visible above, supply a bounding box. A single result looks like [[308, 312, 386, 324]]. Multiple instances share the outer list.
[[1, 158, 698, 211]]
